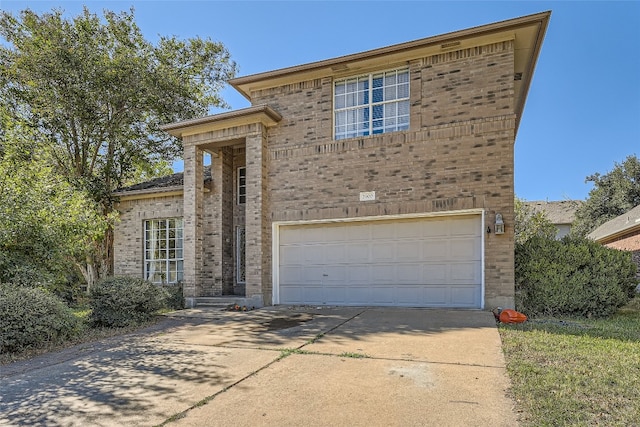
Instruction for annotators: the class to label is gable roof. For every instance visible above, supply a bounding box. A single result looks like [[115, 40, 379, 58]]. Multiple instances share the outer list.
[[114, 166, 211, 200], [588, 204, 640, 243], [230, 11, 551, 135], [525, 200, 582, 225]]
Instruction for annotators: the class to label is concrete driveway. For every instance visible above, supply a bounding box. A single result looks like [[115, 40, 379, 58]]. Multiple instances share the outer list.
[[0, 307, 518, 426]]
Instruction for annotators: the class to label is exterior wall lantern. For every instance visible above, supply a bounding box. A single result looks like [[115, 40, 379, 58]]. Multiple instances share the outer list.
[[494, 213, 505, 235]]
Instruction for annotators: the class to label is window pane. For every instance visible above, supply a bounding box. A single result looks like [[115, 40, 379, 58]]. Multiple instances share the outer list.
[[373, 88, 383, 103], [385, 86, 396, 101], [398, 84, 409, 99], [385, 73, 396, 86], [373, 104, 383, 119], [335, 94, 345, 109], [398, 70, 409, 83], [398, 100, 410, 115]]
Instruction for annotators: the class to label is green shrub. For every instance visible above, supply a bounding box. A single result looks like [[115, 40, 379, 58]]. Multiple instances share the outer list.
[[0, 285, 81, 353], [89, 276, 165, 327], [515, 236, 638, 318], [161, 283, 184, 310]]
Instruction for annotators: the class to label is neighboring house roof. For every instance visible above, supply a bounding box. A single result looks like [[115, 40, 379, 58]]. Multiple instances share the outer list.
[[588, 204, 640, 243], [525, 200, 582, 225], [114, 166, 212, 200]]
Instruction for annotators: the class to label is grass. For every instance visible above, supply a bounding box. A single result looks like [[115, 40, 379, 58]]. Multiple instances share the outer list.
[[499, 297, 640, 426]]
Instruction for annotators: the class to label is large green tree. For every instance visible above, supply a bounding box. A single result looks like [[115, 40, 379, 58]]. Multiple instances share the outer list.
[[0, 7, 236, 283], [572, 155, 640, 237], [0, 114, 106, 290]]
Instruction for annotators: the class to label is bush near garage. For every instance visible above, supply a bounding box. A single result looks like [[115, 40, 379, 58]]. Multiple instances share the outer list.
[[0, 285, 81, 353], [515, 236, 638, 318], [89, 276, 166, 327]]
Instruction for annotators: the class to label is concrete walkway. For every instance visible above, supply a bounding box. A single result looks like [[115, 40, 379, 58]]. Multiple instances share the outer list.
[[0, 307, 519, 426]]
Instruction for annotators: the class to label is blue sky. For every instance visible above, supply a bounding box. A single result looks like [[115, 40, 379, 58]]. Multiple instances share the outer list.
[[3, 1, 639, 202]]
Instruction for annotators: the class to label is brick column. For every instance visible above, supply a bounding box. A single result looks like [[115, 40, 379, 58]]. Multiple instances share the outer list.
[[183, 143, 204, 307], [245, 126, 270, 306], [209, 147, 234, 296]]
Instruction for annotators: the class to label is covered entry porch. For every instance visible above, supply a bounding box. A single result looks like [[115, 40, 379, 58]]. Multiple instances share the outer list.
[[161, 105, 282, 307]]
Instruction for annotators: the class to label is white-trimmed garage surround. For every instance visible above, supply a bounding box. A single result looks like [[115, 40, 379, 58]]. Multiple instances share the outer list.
[[272, 210, 485, 308]]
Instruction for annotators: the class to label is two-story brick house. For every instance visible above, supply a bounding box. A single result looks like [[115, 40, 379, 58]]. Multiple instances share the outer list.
[[114, 11, 551, 309]]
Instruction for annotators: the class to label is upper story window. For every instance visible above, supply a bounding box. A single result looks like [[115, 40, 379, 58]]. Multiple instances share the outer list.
[[334, 68, 410, 140], [237, 167, 246, 205], [144, 218, 183, 284]]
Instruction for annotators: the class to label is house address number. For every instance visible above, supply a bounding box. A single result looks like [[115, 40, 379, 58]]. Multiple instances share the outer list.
[[359, 191, 376, 201]]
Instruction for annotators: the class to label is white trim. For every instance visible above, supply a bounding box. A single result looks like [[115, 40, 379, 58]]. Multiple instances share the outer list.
[[272, 208, 485, 306]]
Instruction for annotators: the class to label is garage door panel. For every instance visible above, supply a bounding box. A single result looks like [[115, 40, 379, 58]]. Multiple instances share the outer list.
[[348, 265, 371, 283], [396, 264, 422, 283], [372, 243, 394, 262], [279, 266, 302, 284], [370, 286, 395, 304], [423, 286, 449, 305], [423, 263, 447, 284], [347, 286, 372, 304], [347, 243, 370, 262], [449, 262, 481, 283], [325, 244, 346, 263], [451, 286, 479, 306], [347, 224, 371, 240], [280, 246, 303, 265], [372, 223, 396, 239], [302, 245, 325, 264], [396, 286, 422, 304], [278, 215, 482, 308], [451, 218, 479, 235], [323, 265, 347, 283], [450, 238, 480, 258], [396, 241, 421, 261], [323, 286, 347, 304]]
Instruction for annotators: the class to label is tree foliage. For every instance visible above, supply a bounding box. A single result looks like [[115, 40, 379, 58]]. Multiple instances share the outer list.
[[572, 155, 640, 237], [514, 197, 557, 244], [0, 7, 236, 283], [0, 117, 107, 290], [516, 236, 637, 318]]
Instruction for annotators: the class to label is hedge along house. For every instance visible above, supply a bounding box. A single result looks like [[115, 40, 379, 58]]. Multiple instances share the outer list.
[[114, 12, 551, 309]]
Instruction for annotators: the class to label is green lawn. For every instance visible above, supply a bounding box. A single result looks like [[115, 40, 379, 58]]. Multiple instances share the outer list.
[[499, 298, 640, 426]]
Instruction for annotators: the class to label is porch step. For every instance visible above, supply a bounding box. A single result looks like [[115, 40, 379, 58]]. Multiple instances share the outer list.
[[194, 297, 256, 309]]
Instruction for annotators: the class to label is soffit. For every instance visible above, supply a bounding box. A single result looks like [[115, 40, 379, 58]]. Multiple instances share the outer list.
[[160, 104, 282, 138]]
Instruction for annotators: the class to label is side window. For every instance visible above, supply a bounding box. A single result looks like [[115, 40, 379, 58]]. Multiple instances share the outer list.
[[237, 167, 246, 205]]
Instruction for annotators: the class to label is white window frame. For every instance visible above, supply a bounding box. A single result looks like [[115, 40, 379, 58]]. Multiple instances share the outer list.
[[334, 67, 410, 140], [144, 218, 183, 284], [237, 166, 246, 205]]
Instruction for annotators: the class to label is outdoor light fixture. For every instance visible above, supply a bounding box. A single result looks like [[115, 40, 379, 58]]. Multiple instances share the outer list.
[[494, 213, 505, 235]]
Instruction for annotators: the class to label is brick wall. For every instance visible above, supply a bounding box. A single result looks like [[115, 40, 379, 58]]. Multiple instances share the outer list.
[[114, 195, 184, 278], [116, 40, 519, 308], [251, 40, 517, 308]]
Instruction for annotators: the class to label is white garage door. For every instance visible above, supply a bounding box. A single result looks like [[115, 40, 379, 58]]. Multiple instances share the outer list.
[[277, 215, 482, 308]]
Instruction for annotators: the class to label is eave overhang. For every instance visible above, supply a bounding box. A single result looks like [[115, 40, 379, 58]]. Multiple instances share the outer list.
[[160, 104, 282, 138], [230, 11, 551, 135]]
